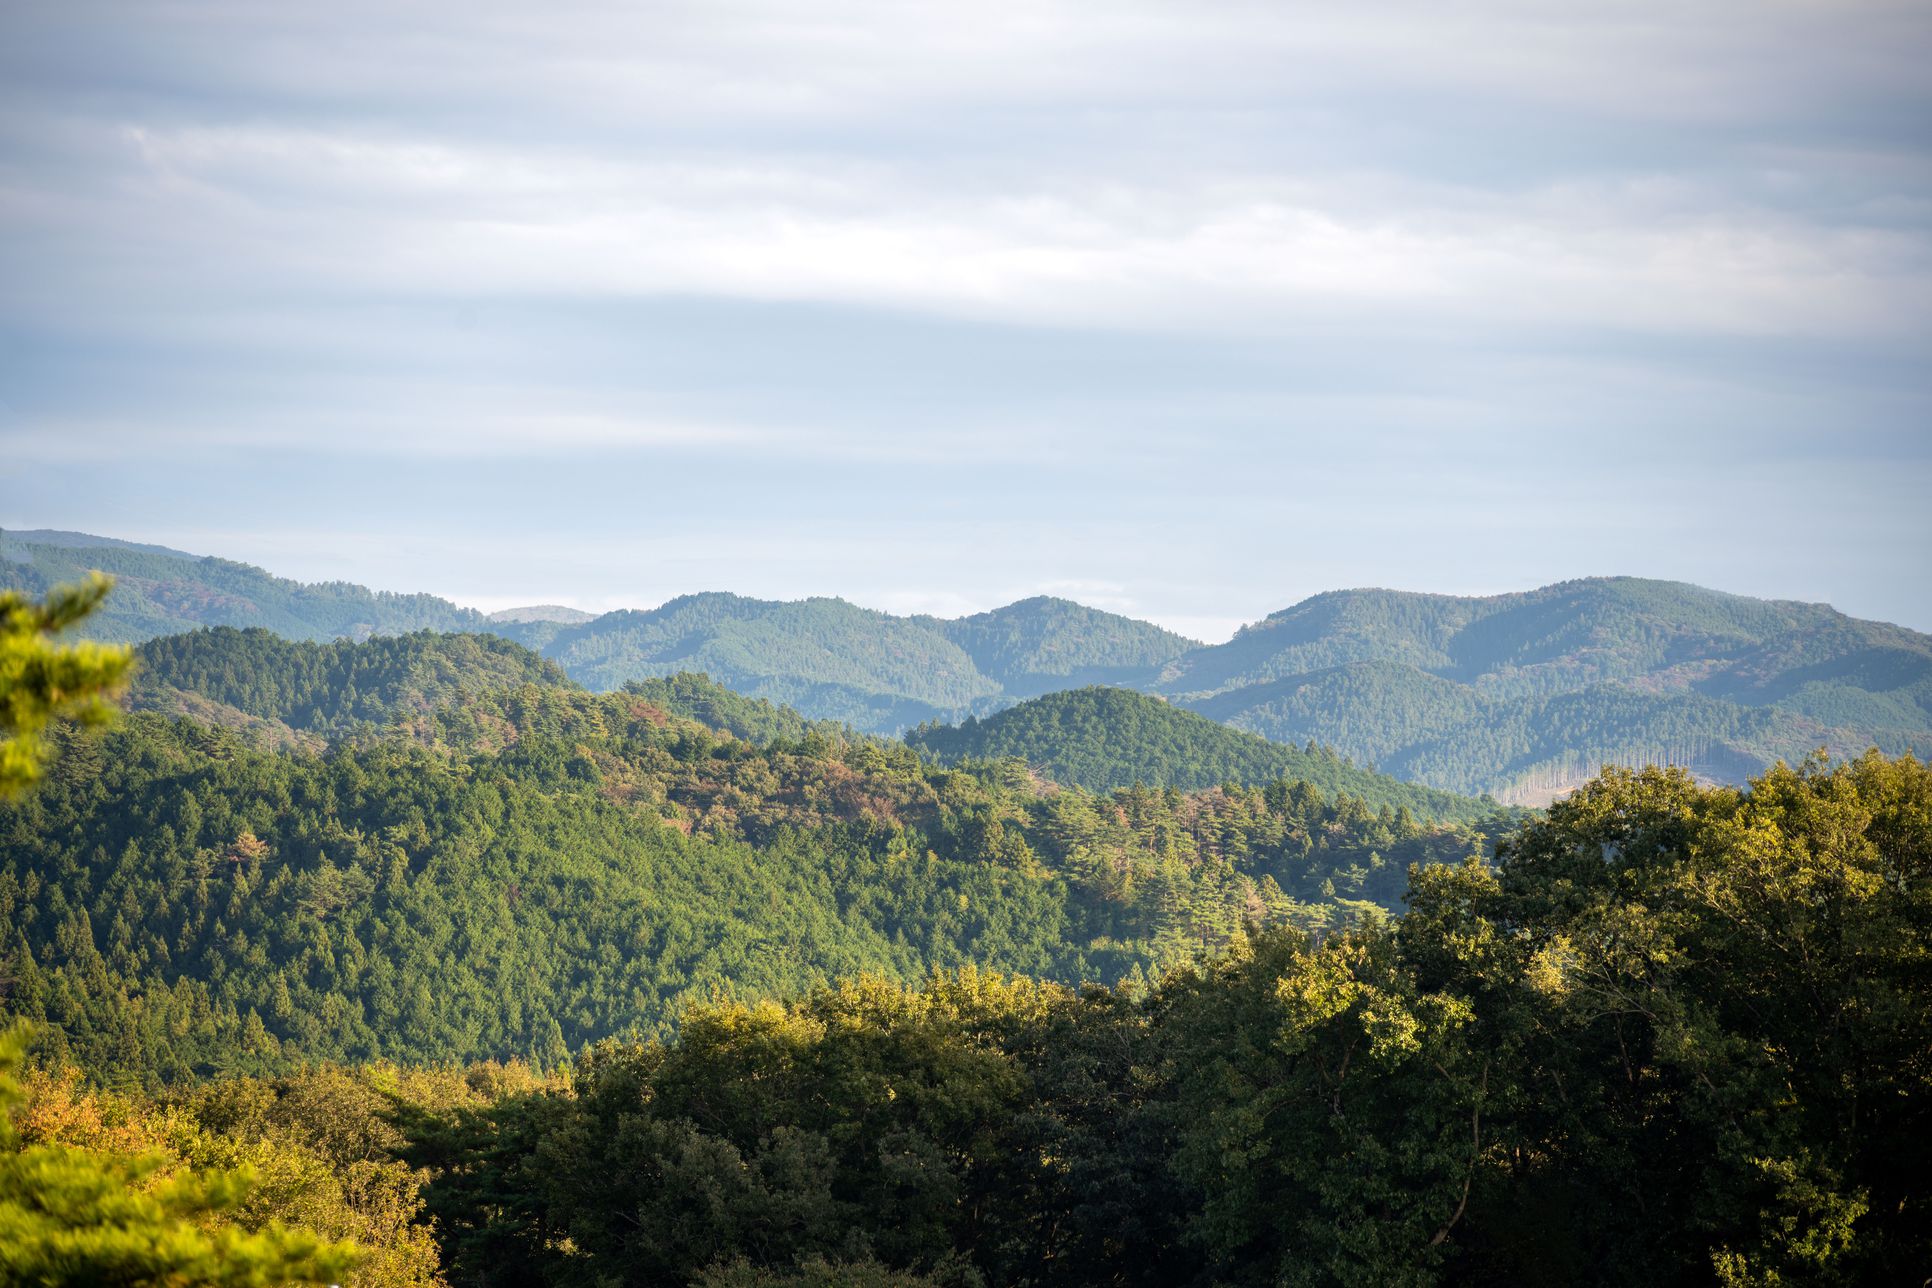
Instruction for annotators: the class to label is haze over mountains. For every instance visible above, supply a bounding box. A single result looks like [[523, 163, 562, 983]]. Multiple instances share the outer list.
[[7, 528, 1927, 803], [1153, 580, 1932, 802], [0, 529, 1199, 728]]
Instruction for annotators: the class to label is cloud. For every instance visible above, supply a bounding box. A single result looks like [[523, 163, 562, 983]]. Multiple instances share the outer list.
[[7, 117, 1925, 346], [4, 0, 1928, 349], [1, 0, 1928, 629], [16, 1, 1928, 132]]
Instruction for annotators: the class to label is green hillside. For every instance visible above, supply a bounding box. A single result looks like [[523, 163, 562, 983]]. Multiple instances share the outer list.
[[8, 579, 1931, 1288], [1160, 578, 1867, 699], [538, 593, 1001, 720], [130, 627, 571, 737], [8, 534, 1198, 733], [18, 533, 1930, 798], [905, 686, 1500, 823], [1, 529, 490, 643], [388, 754, 1932, 1288], [932, 596, 1199, 697], [5, 657, 1492, 1083], [537, 593, 1200, 728], [615, 671, 855, 745], [1163, 578, 1932, 802]]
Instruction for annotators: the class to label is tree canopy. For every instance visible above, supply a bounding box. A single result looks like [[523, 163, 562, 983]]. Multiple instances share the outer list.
[[394, 752, 1932, 1286]]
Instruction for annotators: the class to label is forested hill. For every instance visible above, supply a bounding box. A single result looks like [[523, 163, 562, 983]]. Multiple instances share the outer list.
[[1160, 577, 1932, 803], [519, 592, 1197, 726], [929, 596, 1198, 697], [906, 686, 1498, 823], [1, 529, 490, 642], [615, 670, 855, 745], [9, 583, 1929, 1285], [6, 531, 1197, 731], [131, 630, 1496, 825], [130, 627, 571, 742], [3, 675, 1492, 1084], [134, 626, 861, 753], [19, 531, 1930, 799]]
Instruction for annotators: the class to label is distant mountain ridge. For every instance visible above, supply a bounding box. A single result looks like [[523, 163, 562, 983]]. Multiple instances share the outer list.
[[487, 604, 596, 625], [0, 530, 1198, 730], [2, 529, 490, 642], [1156, 579, 1932, 802], [9, 530, 1926, 801]]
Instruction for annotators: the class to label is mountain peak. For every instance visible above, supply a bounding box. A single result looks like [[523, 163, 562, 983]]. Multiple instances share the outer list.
[[486, 604, 596, 625]]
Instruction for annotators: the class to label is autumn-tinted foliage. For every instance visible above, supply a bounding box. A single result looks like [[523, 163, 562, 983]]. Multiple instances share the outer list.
[[8, 602, 1929, 1284], [1, 667, 1491, 1084], [396, 753, 1931, 1286]]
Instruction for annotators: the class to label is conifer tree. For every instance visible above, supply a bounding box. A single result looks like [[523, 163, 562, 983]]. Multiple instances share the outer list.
[[0, 575, 132, 796]]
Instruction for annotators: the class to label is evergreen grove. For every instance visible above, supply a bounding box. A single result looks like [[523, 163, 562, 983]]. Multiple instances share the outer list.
[[0, 593, 1927, 1284]]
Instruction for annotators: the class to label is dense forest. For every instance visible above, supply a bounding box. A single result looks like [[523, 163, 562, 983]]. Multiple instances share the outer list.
[[10, 748, 1927, 1285], [5, 578, 1930, 1286], [3, 631, 1498, 1085], [1161, 579, 1932, 802], [130, 627, 571, 736], [905, 686, 1496, 822], [12, 533, 1928, 801], [390, 753, 1931, 1287]]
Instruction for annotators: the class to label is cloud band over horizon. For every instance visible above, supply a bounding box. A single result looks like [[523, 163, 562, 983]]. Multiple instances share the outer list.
[[4, 0, 1929, 636]]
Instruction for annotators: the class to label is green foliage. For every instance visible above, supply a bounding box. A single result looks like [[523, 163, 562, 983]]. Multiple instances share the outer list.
[[1, 1018, 361, 1287], [0, 1045, 533, 1288], [0, 531, 490, 645], [1162, 578, 1932, 801], [1421, 751, 1932, 1284], [13, 572, 1931, 1285], [3, 643, 1488, 1086], [131, 626, 571, 738], [0, 575, 132, 797], [395, 971, 1106, 1287], [616, 672, 853, 745], [379, 753, 1932, 1287], [907, 686, 1499, 824]]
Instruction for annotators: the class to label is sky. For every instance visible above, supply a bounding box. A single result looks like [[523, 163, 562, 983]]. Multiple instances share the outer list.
[[2, 1, 1929, 642]]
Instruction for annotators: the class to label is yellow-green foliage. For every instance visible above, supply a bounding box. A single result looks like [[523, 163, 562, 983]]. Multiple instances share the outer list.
[[0, 1023, 358, 1286], [400, 754, 1931, 1287], [0, 575, 132, 796], [3, 1048, 550, 1288]]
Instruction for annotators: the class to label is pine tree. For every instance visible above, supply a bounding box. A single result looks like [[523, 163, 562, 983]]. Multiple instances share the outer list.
[[0, 576, 132, 796]]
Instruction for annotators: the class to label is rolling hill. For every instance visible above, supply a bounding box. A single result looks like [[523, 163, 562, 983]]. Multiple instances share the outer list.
[[5, 627, 1496, 1084], [1159, 579, 1932, 802], [904, 687, 1500, 823], [13, 530, 1929, 801], [4, 530, 1196, 732], [537, 592, 1198, 728], [2, 529, 490, 642], [931, 596, 1197, 697], [128, 627, 572, 743]]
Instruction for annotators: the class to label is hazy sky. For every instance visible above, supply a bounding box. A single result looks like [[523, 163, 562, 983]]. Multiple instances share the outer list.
[[3, 1, 1929, 640]]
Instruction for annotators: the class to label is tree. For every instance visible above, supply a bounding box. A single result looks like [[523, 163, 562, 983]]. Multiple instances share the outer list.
[[0, 578, 358, 1284], [1, 574, 132, 797], [0, 1023, 358, 1286]]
